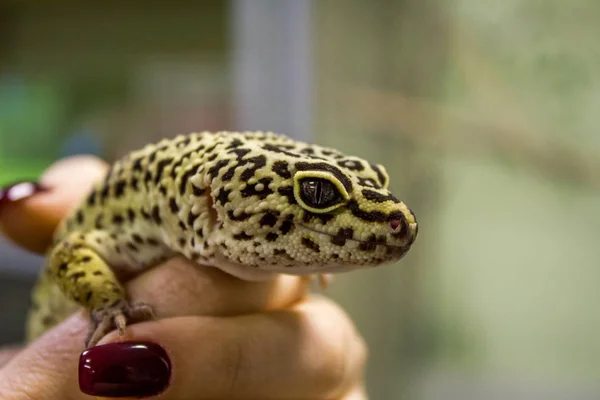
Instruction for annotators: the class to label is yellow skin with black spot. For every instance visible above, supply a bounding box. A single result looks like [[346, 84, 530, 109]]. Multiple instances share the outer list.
[[26, 131, 418, 348]]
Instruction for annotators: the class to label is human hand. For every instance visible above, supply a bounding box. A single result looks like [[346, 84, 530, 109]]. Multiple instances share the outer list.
[[0, 156, 368, 399]]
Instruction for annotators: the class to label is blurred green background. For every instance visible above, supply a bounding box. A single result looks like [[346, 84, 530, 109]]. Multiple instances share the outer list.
[[1, 1, 599, 399]]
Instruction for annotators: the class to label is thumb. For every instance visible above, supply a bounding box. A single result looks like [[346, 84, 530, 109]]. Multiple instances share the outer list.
[[0, 347, 21, 368], [0, 312, 90, 399]]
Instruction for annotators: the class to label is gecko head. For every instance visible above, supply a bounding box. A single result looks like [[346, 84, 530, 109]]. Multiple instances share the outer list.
[[206, 132, 418, 274]]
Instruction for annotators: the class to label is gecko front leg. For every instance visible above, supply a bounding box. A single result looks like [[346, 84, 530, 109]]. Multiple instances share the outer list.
[[47, 231, 154, 348]]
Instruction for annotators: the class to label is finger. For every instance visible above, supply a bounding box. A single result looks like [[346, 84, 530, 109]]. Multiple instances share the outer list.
[[0, 156, 108, 254], [88, 295, 367, 399], [126, 256, 310, 317], [340, 384, 368, 400]]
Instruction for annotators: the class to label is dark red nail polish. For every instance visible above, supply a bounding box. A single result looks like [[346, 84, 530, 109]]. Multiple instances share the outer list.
[[0, 181, 46, 215], [79, 341, 171, 398]]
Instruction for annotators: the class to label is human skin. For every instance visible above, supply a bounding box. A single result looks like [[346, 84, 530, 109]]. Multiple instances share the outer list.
[[0, 156, 368, 399]]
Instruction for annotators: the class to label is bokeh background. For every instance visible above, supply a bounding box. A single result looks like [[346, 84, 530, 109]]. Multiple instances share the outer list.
[[1, 1, 599, 399]]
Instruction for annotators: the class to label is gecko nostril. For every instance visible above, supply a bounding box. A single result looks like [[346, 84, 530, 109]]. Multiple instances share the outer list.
[[389, 219, 402, 232]]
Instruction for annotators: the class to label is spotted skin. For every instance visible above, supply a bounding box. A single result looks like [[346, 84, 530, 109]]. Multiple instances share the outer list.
[[26, 131, 418, 348]]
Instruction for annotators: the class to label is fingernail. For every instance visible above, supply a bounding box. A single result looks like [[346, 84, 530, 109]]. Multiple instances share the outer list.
[[79, 341, 171, 398], [0, 181, 47, 216]]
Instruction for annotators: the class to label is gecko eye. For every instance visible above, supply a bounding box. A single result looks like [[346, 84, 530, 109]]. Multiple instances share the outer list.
[[298, 178, 343, 210], [293, 171, 349, 213]]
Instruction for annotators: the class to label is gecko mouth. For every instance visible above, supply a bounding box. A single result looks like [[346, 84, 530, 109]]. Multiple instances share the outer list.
[[297, 223, 410, 251], [224, 211, 412, 253]]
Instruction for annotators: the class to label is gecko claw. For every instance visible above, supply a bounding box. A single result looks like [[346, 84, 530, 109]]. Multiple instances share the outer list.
[[85, 300, 155, 348], [115, 314, 127, 336]]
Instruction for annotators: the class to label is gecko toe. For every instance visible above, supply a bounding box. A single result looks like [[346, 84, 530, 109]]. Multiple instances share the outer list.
[[85, 300, 155, 348], [126, 302, 155, 321], [85, 316, 113, 348]]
